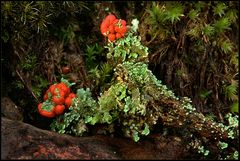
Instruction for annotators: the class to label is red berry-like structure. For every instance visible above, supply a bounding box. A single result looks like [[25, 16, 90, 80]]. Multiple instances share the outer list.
[[100, 14, 127, 42]]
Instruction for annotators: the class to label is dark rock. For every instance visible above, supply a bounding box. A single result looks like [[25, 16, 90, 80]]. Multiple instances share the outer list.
[[1, 117, 189, 160], [1, 97, 23, 121]]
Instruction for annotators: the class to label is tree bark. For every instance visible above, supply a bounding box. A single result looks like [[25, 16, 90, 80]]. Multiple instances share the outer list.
[[1, 117, 188, 160]]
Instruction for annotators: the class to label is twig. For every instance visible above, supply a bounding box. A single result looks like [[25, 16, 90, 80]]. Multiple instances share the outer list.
[[15, 70, 39, 103]]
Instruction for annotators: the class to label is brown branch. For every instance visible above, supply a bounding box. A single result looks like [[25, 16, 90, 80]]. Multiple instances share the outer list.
[[1, 117, 189, 160], [156, 97, 232, 141]]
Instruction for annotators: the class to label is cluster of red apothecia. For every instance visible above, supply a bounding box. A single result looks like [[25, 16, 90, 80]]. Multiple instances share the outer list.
[[100, 14, 127, 42], [38, 82, 76, 118]]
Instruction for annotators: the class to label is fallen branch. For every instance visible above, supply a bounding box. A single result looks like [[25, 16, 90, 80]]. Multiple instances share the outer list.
[[1, 117, 189, 160]]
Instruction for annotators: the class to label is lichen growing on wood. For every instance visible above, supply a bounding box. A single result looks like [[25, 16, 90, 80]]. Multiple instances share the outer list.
[[50, 23, 238, 159]]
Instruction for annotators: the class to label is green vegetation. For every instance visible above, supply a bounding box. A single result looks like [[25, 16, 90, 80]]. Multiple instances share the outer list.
[[50, 21, 238, 159], [140, 1, 238, 119], [1, 1, 238, 160]]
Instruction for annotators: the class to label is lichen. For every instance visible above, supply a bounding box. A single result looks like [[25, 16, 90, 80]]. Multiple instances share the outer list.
[[50, 18, 239, 159]]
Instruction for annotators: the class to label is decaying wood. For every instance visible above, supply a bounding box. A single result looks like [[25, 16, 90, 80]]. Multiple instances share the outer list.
[[156, 98, 231, 140], [1, 117, 189, 160]]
